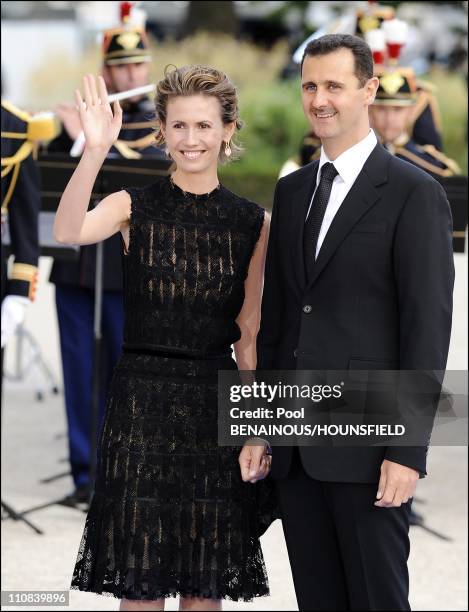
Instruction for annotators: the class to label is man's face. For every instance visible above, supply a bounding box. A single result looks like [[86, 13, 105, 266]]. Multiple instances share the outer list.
[[369, 105, 412, 143], [103, 62, 149, 101], [301, 48, 377, 143]]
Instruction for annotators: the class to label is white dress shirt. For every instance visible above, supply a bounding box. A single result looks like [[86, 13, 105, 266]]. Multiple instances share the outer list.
[[306, 129, 378, 258]]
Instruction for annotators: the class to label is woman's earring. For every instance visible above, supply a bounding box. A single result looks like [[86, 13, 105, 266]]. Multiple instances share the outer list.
[[224, 140, 232, 157]]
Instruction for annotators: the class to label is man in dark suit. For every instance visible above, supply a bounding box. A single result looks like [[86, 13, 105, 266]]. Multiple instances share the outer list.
[[257, 34, 454, 610]]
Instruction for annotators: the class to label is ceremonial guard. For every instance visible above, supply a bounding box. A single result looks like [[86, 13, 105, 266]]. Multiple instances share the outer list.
[[45, 3, 165, 505], [369, 63, 465, 256], [357, 7, 443, 149], [1, 101, 47, 353], [364, 18, 443, 150], [368, 46, 460, 180]]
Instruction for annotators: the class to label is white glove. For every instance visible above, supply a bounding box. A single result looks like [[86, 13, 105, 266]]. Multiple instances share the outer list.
[[1, 295, 30, 348]]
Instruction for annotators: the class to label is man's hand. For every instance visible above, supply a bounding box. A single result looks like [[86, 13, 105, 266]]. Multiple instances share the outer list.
[[54, 102, 82, 140], [239, 439, 272, 483], [375, 459, 419, 508]]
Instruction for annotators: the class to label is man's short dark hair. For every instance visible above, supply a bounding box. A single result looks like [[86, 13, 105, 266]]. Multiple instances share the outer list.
[[301, 34, 373, 87]]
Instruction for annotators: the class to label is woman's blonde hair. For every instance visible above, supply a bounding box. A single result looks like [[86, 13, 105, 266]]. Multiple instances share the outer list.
[[154, 64, 243, 163]]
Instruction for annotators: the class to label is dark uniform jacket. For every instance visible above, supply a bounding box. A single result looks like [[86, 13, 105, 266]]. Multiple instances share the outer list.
[[1, 101, 40, 301], [47, 96, 165, 291], [390, 135, 460, 180], [411, 84, 443, 151]]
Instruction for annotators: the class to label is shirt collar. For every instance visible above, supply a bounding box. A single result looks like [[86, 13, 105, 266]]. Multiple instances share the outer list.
[[317, 129, 378, 185]]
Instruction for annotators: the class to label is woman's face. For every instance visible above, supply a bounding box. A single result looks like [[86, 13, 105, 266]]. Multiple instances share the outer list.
[[162, 94, 235, 175]]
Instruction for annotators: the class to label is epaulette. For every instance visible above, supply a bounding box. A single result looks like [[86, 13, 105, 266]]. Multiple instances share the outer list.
[[1, 100, 57, 212], [118, 133, 156, 150], [395, 143, 459, 177], [420, 144, 461, 175], [113, 140, 142, 159], [1, 99, 30, 122]]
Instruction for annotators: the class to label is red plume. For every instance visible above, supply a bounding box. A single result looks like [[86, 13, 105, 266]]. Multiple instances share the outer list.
[[120, 1, 133, 24], [382, 19, 408, 64]]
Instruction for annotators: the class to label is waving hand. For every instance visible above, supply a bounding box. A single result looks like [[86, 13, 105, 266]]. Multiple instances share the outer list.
[[74, 74, 122, 152]]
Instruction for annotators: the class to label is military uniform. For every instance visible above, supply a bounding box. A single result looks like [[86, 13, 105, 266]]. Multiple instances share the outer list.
[[1, 100, 41, 303], [372, 65, 459, 180], [1, 101, 46, 399], [45, 22, 165, 499], [354, 4, 395, 37], [357, 9, 443, 150], [410, 81, 443, 151], [387, 133, 460, 180], [386, 134, 465, 252]]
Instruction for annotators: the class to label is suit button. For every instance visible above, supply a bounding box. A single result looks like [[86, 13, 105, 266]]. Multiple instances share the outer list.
[[303, 304, 312, 314]]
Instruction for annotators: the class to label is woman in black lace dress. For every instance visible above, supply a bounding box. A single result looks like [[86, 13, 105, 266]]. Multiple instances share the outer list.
[[54, 67, 277, 611]]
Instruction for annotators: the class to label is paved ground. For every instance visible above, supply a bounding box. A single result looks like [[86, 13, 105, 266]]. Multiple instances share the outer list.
[[1, 253, 467, 611]]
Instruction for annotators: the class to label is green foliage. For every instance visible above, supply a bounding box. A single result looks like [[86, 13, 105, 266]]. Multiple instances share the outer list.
[[27, 32, 289, 108], [237, 79, 308, 173], [219, 166, 278, 209]]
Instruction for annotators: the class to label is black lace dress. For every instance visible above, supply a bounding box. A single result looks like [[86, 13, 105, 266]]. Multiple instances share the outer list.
[[70, 176, 278, 602]]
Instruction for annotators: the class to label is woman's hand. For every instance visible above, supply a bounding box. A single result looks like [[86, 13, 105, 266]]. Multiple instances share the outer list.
[[239, 439, 272, 483], [74, 74, 122, 152]]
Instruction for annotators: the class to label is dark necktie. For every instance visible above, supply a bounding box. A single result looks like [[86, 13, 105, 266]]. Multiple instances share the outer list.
[[303, 162, 338, 281]]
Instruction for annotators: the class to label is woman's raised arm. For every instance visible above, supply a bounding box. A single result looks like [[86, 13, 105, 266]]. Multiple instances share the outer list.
[[53, 74, 130, 246]]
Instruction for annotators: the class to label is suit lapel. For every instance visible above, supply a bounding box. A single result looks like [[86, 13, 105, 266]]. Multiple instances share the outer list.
[[305, 142, 390, 291], [291, 163, 319, 292]]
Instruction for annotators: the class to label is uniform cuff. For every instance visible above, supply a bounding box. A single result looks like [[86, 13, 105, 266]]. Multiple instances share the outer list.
[[8, 263, 38, 300]]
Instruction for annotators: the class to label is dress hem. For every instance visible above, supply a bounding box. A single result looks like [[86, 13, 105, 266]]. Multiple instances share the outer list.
[[69, 583, 271, 602]]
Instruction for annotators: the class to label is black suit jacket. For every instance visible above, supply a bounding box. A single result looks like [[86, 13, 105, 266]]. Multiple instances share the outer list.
[[257, 142, 454, 483]]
